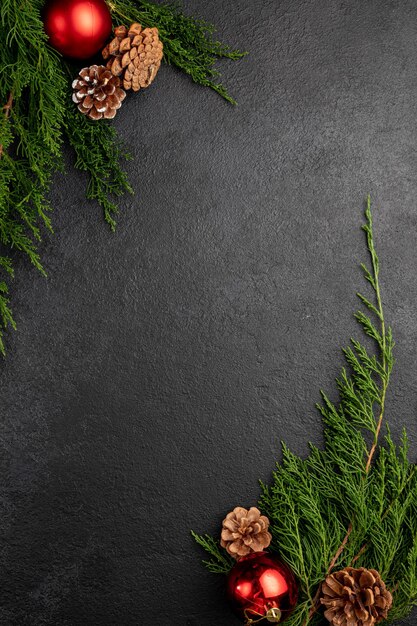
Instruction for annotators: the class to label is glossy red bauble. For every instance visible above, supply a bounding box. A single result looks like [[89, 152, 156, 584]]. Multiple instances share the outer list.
[[43, 0, 112, 59], [226, 552, 298, 623]]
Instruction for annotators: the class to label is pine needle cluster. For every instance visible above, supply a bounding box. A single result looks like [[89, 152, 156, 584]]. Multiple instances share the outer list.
[[193, 199, 417, 626], [0, 0, 244, 356]]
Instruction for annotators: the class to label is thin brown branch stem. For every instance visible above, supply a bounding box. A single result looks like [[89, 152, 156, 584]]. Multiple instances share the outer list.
[[303, 523, 354, 623], [327, 522, 354, 573], [366, 404, 384, 472], [0, 92, 13, 160], [303, 204, 390, 626], [351, 543, 367, 565], [366, 231, 387, 472]]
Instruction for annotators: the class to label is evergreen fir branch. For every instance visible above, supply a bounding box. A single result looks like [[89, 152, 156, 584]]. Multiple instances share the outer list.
[[64, 101, 133, 231], [0, 0, 245, 354], [0, 0, 68, 353], [0, 277, 15, 357], [0, 92, 13, 159], [0, 257, 15, 354], [352, 431, 417, 571], [356, 292, 382, 320], [195, 199, 417, 625], [278, 601, 310, 626], [108, 0, 246, 104], [191, 531, 234, 574], [302, 197, 393, 623]]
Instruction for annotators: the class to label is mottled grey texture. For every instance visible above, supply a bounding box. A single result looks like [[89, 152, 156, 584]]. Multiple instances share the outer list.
[[1, 0, 417, 624]]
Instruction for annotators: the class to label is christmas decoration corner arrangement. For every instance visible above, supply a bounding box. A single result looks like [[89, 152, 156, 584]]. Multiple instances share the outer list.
[[193, 199, 417, 625], [0, 0, 245, 356]]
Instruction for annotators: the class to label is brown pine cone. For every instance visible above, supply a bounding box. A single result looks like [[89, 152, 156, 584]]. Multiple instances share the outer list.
[[320, 567, 393, 626], [102, 23, 163, 92], [72, 65, 126, 120], [220, 506, 272, 559]]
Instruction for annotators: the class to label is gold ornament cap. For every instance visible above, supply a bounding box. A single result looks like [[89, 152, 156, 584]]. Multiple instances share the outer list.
[[266, 607, 282, 622], [244, 607, 282, 625]]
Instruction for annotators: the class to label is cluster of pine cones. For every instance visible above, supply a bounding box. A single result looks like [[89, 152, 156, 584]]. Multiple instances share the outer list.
[[221, 507, 393, 626], [72, 22, 163, 120]]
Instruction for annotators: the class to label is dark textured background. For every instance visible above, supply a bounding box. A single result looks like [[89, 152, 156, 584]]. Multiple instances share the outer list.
[[1, 0, 417, 624]]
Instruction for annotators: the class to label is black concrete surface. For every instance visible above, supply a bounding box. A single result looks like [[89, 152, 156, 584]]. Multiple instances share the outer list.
[[2, 0, 417, 624]]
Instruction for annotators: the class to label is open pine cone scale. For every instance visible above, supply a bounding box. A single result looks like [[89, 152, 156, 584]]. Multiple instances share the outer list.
[[72, 65, 126, 120], [321, 567, 392, 626], [220, 506, 272, 559], [102, 23, 163, 92]]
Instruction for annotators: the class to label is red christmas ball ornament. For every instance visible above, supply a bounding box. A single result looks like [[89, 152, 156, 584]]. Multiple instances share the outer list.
[[43, 0, 112, 60], [226, 552, 298, 623]]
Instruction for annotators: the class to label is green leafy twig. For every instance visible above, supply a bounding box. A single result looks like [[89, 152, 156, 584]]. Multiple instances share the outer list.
[[0, 91, 13, 159], [191, 531, 234, 574], [0, 0, 244, 355], [0, 0, 67, 353], [64, 100, 133, 231], [305, 197, 394, 622], [108, 0, 246, 104], [360, 199, 393, 472], [195, 200, 417, 626]]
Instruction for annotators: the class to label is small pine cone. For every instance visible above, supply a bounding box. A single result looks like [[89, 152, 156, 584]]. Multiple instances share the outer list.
[[102, 23, 163, 92], [72, 65, 126, 120], [220, 506, 272, 559], [321, 567, 393, 626]]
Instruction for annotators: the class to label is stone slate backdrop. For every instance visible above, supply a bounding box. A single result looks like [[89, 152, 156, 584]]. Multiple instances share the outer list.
[[1, 0, 417, 624]]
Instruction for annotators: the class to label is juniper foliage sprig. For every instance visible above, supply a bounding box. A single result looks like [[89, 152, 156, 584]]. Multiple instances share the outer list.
[[0, 0, 244, 356], [0, 0, 66, 355], [63, 99, 133, 231], [193, 198, 417, 625], [109, 0, 246, 104], [191, 532, 235, 574]]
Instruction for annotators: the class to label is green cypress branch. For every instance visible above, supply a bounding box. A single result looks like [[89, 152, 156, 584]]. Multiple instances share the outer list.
[[194, 199, 417, 625], [0, 257, 15, 357], [64, 99, 133, 231], [0, 0, 244, 355], [191, 531, 234, 574], [108, 0, 246, 104], [0, 92, 13, 159]]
